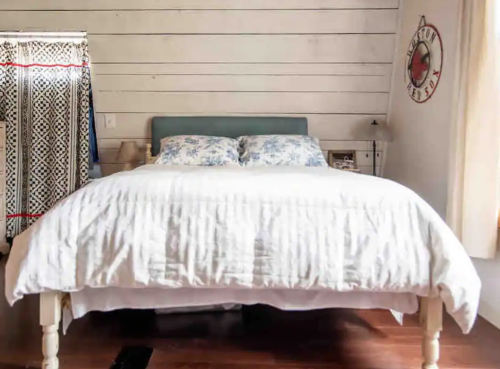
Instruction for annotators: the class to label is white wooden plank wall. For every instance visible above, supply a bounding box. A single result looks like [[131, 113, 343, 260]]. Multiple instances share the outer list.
[[0, 0, 399, 176]]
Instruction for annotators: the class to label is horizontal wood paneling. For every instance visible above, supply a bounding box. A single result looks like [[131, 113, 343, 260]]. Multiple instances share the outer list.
[[311, 116, 386, 141], [320, 141, 381, 151], [88, 35, 395, 63], [98, 136, 383, 175], [100, 164, 126, 177], [92, 63, 393, 76], [356, 150, 383, 166], [0, 0, 400, 11], [98, 137, 379, 151], [99, 148, 382, 166], [95, 92, 388, 114], [1, 0, 398, 177], [98, 138, 150, 150], [95, 113, 386, 140], [99, 148, 147, 164], [358, 165, 380, 175], [0, 10, 398, 34], [94, 75, 391, 93]]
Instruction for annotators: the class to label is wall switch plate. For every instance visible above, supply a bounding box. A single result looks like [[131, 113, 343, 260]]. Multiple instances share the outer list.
[[104, 114, 116, 129]]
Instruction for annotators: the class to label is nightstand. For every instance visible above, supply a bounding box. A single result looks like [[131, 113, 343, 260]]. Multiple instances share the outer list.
[[327, 150, 360, 173]]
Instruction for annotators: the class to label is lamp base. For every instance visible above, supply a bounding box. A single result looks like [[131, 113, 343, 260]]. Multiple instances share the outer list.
[[372, 140, 377, 177], [122, 162, 139, 171]]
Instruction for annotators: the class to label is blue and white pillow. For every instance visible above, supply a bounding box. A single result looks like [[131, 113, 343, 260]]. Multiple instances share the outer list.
[[155, 135, 240, 166], [238, 135, 328, 167]]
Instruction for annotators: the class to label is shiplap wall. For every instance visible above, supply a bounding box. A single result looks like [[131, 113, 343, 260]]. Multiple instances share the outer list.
[[0, 0, 399, 176]]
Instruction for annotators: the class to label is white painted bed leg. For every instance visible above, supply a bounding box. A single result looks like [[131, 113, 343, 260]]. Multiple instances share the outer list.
[[419, 296, 428, 326], [420, 297, 443, 369], [40, 292, 62, 369]]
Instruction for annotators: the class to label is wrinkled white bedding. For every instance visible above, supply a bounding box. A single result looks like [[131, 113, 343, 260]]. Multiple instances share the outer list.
[[5, 165, 480, 333]]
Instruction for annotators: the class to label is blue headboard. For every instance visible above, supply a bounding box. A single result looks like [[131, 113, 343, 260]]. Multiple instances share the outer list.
[[151, 116, 308, 156]]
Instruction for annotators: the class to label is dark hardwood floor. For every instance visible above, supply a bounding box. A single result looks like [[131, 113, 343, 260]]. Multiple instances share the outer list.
[[0, 260, 499, 369]]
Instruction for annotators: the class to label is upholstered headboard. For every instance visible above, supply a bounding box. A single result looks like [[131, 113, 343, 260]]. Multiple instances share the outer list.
[[147, 116, 308, 161]]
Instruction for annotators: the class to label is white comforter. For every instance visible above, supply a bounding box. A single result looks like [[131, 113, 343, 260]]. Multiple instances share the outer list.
[[5, 165, 480, 333]]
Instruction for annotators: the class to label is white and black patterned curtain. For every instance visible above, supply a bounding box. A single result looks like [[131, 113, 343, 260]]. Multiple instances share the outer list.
[[0, 40, 90, 237]]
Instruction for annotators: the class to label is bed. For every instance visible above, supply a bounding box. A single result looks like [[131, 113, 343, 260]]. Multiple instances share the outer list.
[[5, 117, 480, 369]]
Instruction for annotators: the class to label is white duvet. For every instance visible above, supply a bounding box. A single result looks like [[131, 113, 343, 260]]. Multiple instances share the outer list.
[[5, 165, 480, 333]]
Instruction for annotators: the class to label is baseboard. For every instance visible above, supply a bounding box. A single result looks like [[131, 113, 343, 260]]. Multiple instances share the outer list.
[[479, 299, 500, 329]]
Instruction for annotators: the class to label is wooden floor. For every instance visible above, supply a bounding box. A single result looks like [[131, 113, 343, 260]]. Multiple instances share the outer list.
[[0, 261, 499, 369]]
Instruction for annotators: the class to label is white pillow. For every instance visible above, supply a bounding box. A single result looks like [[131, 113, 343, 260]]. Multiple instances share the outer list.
[[238, 135, 328, 167], [155, 135, 240, 166]]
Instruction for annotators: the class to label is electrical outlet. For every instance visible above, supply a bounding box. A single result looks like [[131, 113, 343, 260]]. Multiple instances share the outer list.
[[104, 114, 116, 129]]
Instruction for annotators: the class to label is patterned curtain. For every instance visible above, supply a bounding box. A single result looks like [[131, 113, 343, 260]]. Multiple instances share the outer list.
[[0, 40, 90, 237]]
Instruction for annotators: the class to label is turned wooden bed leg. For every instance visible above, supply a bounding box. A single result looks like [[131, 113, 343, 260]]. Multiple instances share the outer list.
[[146, 143, 153, 164], [420, 297, 443, 369], [40, 292, 62, 369]]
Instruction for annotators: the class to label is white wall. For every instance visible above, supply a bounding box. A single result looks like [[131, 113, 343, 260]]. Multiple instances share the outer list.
[[0, 0, 400, 176], [386, 0, 500, 330], [384, 0, 460, 218], [470, 0, 500, 332], [474, 256, 500, 328]]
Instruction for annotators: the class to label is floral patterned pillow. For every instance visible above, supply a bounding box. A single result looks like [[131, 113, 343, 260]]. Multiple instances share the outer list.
[[238, 135, 328, 167], [155, 135, 240, 166]]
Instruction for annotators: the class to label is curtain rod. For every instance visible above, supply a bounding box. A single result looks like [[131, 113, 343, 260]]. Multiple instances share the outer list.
[[0, 32, 86, 37], [0, 32, 87, 42], [0, 32, 87, 43]]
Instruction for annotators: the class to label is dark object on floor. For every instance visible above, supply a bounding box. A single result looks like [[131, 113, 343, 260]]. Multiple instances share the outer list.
[[109, 346, 153, 369], [0, 237, 13, 261]]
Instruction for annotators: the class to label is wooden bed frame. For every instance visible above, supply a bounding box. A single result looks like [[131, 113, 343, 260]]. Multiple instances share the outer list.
[[39, 120, 444, 369], [145, 144, 156, 164], [39, 292, 443, 369]]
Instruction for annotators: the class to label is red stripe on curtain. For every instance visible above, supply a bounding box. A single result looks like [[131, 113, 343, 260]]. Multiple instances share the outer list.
[[0, 62, 88, 68], [7, 213, 43, 219]]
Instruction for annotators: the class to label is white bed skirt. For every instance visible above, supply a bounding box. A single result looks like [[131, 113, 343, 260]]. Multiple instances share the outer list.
[[70, 288, 419, 319]]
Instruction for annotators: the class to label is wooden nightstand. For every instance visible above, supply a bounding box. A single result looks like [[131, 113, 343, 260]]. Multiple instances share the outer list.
[[327, 150, 360, 173]]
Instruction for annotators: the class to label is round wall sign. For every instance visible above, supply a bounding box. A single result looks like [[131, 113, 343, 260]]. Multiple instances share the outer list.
[[405, 16, 443, 103]]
